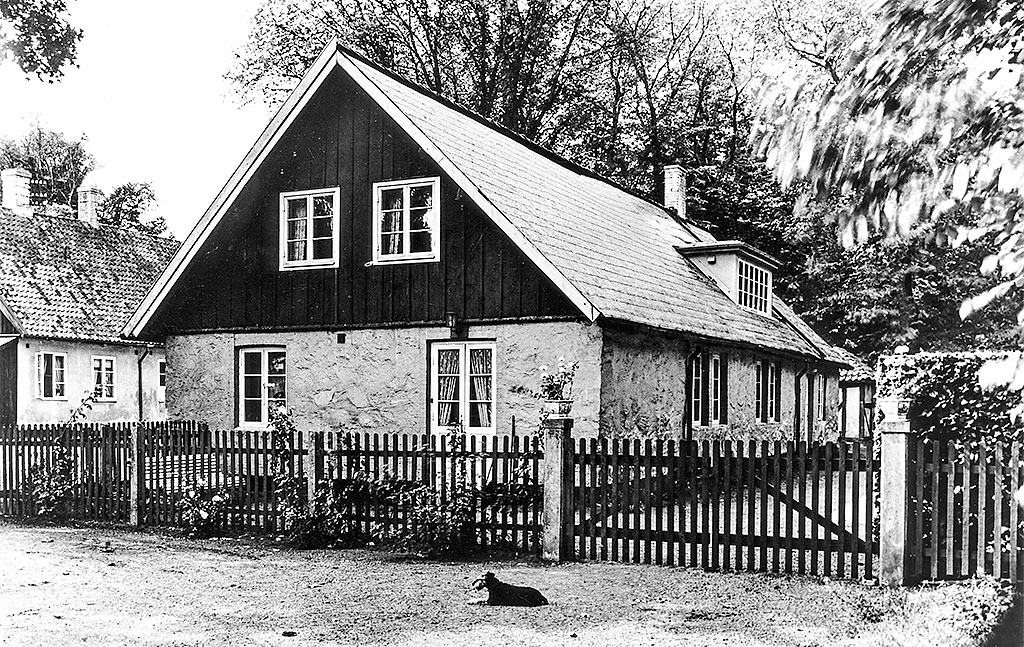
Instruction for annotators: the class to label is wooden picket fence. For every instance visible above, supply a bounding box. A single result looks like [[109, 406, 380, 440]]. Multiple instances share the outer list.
[[908, 439, 1024, 583], [0, 422, 196, 521], [320, 432, 543, 552], [572, 438, 876, 579]]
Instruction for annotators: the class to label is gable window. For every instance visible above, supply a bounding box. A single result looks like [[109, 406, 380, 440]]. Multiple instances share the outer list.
[[36, 352, 67, 400], [430, 341, 494, 433], [816, 374, 826, 420], [737, 258, 771, 314], [238, 348, 286, 426], [690, 355, 702, 425], [373, 177, 440, 264], [92, 356, 115, 401], [158, 360, 167, 403], [710, 354, 722, 425], [279, 188, 340, 270]]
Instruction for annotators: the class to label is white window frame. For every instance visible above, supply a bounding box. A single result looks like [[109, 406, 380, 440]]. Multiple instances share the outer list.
[[691, 355, 703, 425], [279, 187, 341, 270], [372, 176, 441, 265], [92, 355, 116, 402], [737, 258, 771, 315], [430, 341, 496, 434], [158, 360, 167, 403], [755, 360, 763, 421], [816, 374, 826, 420], [36, 352, 68, 400], [237, 347, 287, 428], [768, 362, 778, 422], [710, 353, 722, 425]]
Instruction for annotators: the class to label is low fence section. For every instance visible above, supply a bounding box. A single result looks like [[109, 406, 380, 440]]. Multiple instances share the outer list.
[[908, 439, 1023, 583], [570, 437, 875, 579]]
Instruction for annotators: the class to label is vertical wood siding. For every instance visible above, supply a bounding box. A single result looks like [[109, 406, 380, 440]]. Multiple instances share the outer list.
[[148, 68, 578, 336], [0, 313, 16, 425]]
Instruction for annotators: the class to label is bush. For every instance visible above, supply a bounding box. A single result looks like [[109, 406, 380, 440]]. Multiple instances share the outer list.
[[877, 352, 1021, 446], [179, 479, 229, 538]]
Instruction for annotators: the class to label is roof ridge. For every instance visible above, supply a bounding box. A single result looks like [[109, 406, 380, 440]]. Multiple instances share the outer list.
[[336, 43, 679, 219], [2, 207, 178, 246]]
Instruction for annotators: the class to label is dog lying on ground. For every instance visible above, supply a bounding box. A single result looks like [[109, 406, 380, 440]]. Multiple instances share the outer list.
[[471, 571, 549, 607]]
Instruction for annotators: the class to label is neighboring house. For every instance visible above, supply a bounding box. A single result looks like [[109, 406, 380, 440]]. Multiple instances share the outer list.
[[836, 348, 876, 438], [124, 41, 848, 439], [0, 168, 179, 425]]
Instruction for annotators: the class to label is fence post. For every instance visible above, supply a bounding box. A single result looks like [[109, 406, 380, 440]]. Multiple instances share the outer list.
[[878, 397, 913, 586], [541, 415, 574, 561], [129, 424, 145, 527], [303, 431, 323, 505]]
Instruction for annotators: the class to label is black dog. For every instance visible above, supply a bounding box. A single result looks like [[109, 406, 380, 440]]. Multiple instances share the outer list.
[[472, 572, 548, 607]]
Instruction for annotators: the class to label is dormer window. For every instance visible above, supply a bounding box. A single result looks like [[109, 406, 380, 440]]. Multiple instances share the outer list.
[[737, 258, 771, 314], [675, 241, 777, 317], [372, 177, 440, 264], [279, 188, 341, 270]]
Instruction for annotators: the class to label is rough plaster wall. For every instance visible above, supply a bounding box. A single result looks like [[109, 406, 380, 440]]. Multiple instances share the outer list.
[[166, 321, 603, 435], [598, 328, 688, 438], [17, 338, 166, 424], [599, 328, 842, 441]]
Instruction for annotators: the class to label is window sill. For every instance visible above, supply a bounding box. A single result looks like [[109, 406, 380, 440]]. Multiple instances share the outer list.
[[370, 255, 440, 266], [280, 259, 339, 272]]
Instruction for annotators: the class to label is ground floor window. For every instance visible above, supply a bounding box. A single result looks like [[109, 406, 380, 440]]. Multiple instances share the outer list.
[[816, 373, 826, 420], [690, 354, 702, 425], [238, 347, 286, 426], [36, 352, 67, 400], [710, 353, 722, 425], [92, 356, 115, 401], [755, 360, 779, 423], [158, 360, 166, 402], [430, 341, 495, 433]]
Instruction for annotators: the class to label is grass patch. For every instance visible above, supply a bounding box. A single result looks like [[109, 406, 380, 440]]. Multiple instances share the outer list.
[[844, 577, 1016, 647]]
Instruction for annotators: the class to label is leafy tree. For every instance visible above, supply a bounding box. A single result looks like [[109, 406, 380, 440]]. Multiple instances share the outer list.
[[0, 124, 94, 208], [754, 0, 1024, 320], [98, 182, 167, 235], [227, 0, 606, 144], [0, 0, 82, 80]]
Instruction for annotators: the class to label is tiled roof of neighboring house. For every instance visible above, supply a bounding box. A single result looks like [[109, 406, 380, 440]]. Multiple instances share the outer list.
[[834, 348, 874, 383], [347, 51, 846, 364], [0, 207, 179, 343]]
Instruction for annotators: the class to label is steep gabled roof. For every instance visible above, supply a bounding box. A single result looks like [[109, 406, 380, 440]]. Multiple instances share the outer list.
[[0, 207, 179, 343], [125, 41, 844, 365]]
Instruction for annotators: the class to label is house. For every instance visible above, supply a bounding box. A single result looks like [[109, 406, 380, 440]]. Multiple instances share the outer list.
[[836, 348, 875, 438], [123, 41, 848, 439], [0, 168, 179, 425]]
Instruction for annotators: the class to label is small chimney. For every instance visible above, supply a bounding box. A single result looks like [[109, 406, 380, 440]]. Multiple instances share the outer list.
[[2, 168, 33, 216], [77, 184, 102, 226], [663, 164, 686, 220]]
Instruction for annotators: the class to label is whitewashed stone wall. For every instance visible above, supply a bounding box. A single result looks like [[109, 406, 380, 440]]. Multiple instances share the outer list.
[[165, 321, 603, 435]]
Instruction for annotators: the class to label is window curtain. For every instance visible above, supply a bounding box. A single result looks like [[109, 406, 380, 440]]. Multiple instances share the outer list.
[[469, 349, 492, 428], [437, 349, 460, 426], [383, 211, 402, 255]]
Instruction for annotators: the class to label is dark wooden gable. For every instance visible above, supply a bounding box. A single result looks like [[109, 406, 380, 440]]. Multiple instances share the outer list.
[[146, 68, 579, 336]]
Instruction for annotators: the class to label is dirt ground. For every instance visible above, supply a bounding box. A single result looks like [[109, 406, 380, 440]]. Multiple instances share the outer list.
[[1, 521, 896, 647]]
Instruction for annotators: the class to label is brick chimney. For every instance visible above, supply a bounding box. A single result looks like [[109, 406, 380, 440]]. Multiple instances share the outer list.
[[77, 184, 102, 226], [663, 164, 686, 220], [2, 168, 32, 216]]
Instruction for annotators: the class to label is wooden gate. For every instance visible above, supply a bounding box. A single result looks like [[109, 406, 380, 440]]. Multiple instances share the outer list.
[[571, 438, 876, 579]]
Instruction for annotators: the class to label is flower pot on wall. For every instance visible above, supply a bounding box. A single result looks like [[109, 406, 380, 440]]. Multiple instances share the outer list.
[[543, 400, 573, 418]]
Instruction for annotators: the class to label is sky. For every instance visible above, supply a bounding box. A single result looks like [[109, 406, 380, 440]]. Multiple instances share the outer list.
[[0, 1, 273, 239]]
